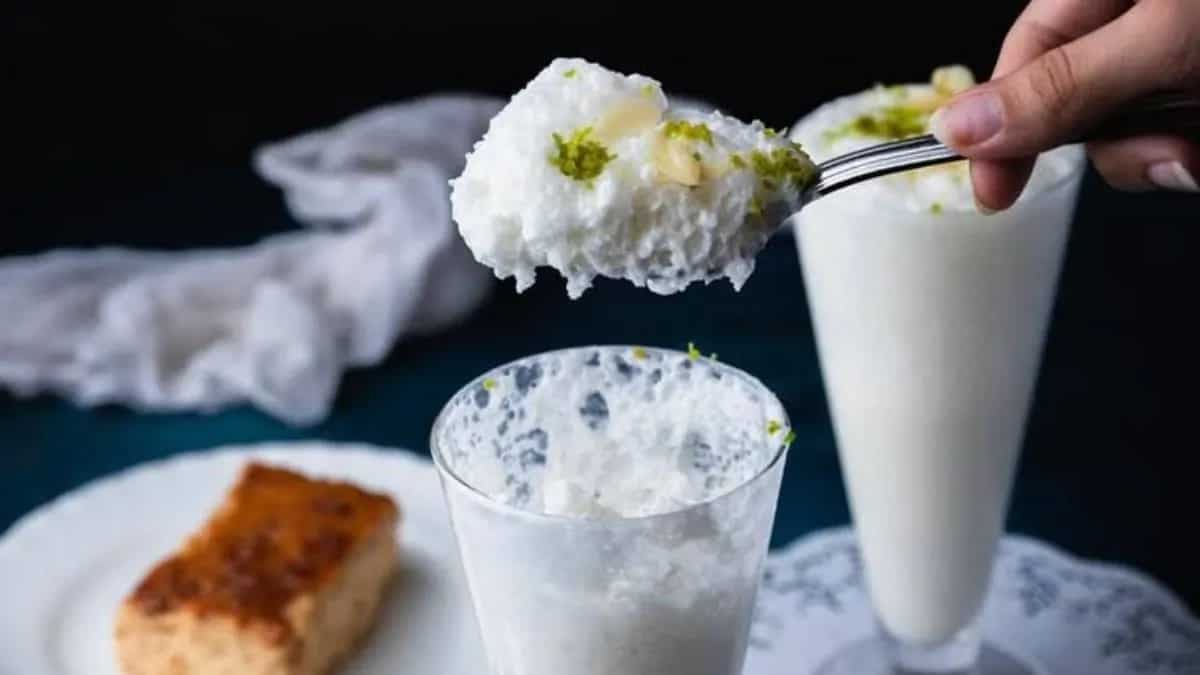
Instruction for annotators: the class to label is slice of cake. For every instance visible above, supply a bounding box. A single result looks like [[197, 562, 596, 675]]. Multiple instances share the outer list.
[[115, 461, 400, 675]]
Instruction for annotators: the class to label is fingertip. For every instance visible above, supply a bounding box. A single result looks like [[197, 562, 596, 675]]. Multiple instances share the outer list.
[[930, 92, 1005, 150], [1088, 136, 1200, 192], [1147, 162, 1200, 193], [969, 158, 1036, 212]]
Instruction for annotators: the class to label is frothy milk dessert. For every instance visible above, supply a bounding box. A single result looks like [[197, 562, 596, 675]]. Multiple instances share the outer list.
[[789, 68, 1084, 648], [433, 346, 791, 675], [449, 57, 815, 298]]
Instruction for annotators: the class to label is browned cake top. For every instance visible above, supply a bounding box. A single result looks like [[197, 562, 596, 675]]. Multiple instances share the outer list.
[[129, 462, 399, 642]]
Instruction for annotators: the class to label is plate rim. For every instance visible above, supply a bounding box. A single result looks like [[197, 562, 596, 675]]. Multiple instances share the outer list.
[[0, 441, 438, 570]]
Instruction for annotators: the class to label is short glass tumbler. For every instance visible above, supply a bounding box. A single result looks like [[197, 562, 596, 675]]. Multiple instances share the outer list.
[[430, 346, 791, 675]]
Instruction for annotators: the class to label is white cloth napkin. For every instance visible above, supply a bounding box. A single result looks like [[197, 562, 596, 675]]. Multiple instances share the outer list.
[[0, 95, 503, 425]]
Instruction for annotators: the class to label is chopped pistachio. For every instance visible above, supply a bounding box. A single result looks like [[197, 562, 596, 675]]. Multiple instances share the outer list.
[[729, 153, 747, 169], [632, 346, 648, 360], [692, 151, 702, 162], [563, 68, 577, 78], [641, 84, 656, 97], [930, 201, 944, 215], [826, 104, 930, 141], [824, 67, 977, 143], [932, 65, 975, 96], [653, 135, 703, 186], [748, 193, 765, 218], [662, 120, 714, 146], [549, 127, 616, 184], [764, 127, 778, 138], [687, 342, 701, 360], [749, 146, 816, 190], [592, 98, 663, 143], [482, 377, 497, 391], [783, 429, 797, 447], [700, 158, 731, 180], [766, 419, 782, 435]]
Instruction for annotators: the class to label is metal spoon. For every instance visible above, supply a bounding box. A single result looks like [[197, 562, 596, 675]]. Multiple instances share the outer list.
[[796, 91, 1200, 204]]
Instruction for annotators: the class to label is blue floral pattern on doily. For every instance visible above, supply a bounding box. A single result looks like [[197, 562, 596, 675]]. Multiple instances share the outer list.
[[1010, 553, 1200, 673], [745, 528, 1200, 675]]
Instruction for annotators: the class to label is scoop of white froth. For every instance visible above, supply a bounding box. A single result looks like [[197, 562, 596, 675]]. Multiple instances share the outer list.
[[787, 76, 1080, 212], [450, 57, 812, 298]]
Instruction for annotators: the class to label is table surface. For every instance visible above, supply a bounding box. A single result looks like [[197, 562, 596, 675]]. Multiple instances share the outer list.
[[2, 164, 1197, 612]]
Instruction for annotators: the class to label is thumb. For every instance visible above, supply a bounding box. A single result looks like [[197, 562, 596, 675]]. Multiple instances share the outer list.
[[931, 2, 1179, 159]]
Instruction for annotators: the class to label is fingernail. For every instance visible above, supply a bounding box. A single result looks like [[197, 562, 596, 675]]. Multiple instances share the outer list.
[[1147, 161, 1200, 192], [930, 92, 1004, 148], [974, 196, 998, 215]]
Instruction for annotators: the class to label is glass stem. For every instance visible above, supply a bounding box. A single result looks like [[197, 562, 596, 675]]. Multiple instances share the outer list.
[[882, 613, 983, 675]]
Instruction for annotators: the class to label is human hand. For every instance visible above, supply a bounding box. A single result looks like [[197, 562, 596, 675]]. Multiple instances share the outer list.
[[929, 0, 1200, 211]]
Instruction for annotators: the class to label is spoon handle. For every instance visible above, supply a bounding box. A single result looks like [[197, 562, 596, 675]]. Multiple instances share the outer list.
[[808, 90, 1200, 200], [1081, 90, 1200, 141], [808, 136, 958, 198]]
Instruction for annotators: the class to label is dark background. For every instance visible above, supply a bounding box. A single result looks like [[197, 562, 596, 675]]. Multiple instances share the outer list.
[[3, 3, 1031, 255], [3, 2, 1199, 616]]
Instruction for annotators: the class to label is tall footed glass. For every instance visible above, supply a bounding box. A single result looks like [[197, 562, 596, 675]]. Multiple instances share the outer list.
[[792, 145, 1086, 674], [430, 346, 791, 675]]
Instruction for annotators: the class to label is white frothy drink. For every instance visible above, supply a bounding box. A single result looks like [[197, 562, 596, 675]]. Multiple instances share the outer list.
[[788, 69, 1085, 645], [433, 346, 791, 675]]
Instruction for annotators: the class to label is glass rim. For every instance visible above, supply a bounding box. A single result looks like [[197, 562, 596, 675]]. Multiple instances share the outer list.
[[806, 144, 1086, 218], [787, 87, 1089, 218], [429, 344, 792, 525]]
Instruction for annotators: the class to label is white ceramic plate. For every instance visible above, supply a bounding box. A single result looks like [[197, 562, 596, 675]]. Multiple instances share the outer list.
[[0, 442, 487, 675], [4, 442, 1197, 675]]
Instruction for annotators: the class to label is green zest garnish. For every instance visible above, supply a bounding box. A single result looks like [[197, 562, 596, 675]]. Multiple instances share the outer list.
[[764, 127, 778, 138], [930, 202, 944, 215], [549, 127, 616, 185], [687, 342, 702, 360], [748, 193, 765, 218], [564, 68, 577, 78], [827, 104, 929, 141], [641, 84, 656, 97], [663, 120, 714, 146], [482, 377, 497, 391], [768, 419, 796, 446], [744, 144, 816, 218], [729, 153, 747, 169], [632, 346, 648, 360], [750, 146, 816, 190], [692, 151, 703, 162]]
